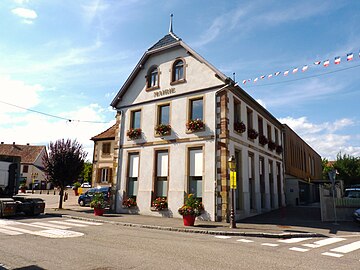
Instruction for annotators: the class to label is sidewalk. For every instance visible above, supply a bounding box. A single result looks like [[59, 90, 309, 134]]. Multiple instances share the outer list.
[[25, 191, 359, 239], [44, 206, 359, 239]]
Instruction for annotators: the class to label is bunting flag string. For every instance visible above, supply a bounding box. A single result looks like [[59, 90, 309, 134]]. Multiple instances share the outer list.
[[241, 50, 359, 85]]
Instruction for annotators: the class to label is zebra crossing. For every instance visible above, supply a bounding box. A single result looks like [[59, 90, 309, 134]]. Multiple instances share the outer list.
[[214, 235, 360, 260], [0, 218, 103, 238]]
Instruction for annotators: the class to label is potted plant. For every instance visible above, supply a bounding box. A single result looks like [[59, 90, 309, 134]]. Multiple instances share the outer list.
[[247, 128, 259, 140], [155, 124, 171, 136], [151, 197, 168, 211], [268, 140, 276, 151], [178, 194, 204, 226], [186, 119, 204, 132], [73, 181, 81, 196], [19, 183, 26, 193], [122, 197, 137, 208], [259, 134, 268, 146], [234, 121, 246, 134], [127, 128, 142, 140], [90, 192, 106, 216]]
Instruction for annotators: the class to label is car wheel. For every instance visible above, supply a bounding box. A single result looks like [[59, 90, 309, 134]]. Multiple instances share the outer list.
[[79, 200, 85, 207]]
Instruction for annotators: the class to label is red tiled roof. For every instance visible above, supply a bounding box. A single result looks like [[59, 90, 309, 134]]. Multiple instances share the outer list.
[[91, 124, 116, 141], [0, 143, 45, 164]]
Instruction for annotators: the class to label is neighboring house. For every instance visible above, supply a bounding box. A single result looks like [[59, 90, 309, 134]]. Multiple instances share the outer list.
[[110, 26, 286, 222], [0, 142, 47, 189], [91, 124, 118, 188], [282, 124, 323, 206]]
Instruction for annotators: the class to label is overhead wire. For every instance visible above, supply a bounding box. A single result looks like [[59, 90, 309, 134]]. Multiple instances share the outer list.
[[0, 100, 110, 124]]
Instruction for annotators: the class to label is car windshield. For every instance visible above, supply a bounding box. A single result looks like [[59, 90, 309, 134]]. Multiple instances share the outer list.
[[344, 190, 360, 198]]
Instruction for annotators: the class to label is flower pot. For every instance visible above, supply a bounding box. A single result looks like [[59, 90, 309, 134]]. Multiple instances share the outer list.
[[20, 187, 26, 193], [74, 188, 79, 196], [183, 215, 196, 226], [94, 208, 104, 216]]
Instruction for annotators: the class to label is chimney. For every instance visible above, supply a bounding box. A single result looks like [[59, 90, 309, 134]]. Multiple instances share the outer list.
[[26, 143, 30, 145], [13, 142, 15, 145]]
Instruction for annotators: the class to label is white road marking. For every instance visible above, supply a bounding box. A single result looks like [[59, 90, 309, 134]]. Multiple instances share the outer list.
[[278, 238, 312, 244], [0, 228, 23, 235], [322, 252, 343, 258], [330, 240, 360, 254], [289, 247, 309, 252], [236, 239, 254, 243], [261, 243, 279, 247], [32, 229, 84, 238], [64, 219, 103, 226], [303, 238, 346, 248], [215, 236, 232, 239], [48, 220, 88, 227], [31, 222, 70, 230]]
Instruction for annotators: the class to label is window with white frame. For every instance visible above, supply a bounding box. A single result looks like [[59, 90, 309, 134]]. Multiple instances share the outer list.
[[172, 59, 184, 82], [127, 153, 139, 197], [100, 167, 111, 183], [189, 147, 203, 198], [147, 66, 159, 89], [155, 150, 168, 198], [189, 98, 203, 121]]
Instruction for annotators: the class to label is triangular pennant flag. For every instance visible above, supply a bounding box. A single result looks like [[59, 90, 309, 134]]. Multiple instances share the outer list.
[[347, 53, 353, 61], [274, 71, 281, 76], [284, 70, 289, 76], [292, 68, 298, 73], [268, 74, 273, 78], [302, 65, 308, 72], [323, 60, 330, 67], [260, 75, 265, 79], [334, 56, 341, 65], [242, 80, 247, 84], [254, 77, 258, 82], [314, 61, 321, 65]]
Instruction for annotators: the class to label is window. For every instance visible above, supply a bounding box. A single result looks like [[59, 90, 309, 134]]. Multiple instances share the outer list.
[[127, 153, 139, 197], [155, 150, 168, 198], [246, 107, 253, 129], [275, 129, 279, 145], [234, 99, 241, 123], [100, 168, 112, 183], [267, 124, 272, 141], [258, 116, 263, 135], [189, 98, 203, 121], [147, 66, 159, 89], [158, 104, 170, 125], [188, 148, 203, 198], [172, 60, 184, 82], [102, 143, 111, 155], [22, 165, 29, 173], [131, 110, 141, 129]]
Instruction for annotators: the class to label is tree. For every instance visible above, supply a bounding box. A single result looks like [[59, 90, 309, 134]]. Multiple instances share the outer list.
[[333, 153, 360, 187], [80, 162, 93, 183], [43, 139, 87, 209]]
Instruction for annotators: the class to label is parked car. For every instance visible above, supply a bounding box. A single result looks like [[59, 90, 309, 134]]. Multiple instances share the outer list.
[[78, 186, 111, 207], [353, 208, 360, 223], [80, 182, 91, 188], [344, 188, 360, 198]]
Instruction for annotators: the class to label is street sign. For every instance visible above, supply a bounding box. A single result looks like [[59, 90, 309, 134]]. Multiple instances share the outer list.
[[230, 171, 237, 189]]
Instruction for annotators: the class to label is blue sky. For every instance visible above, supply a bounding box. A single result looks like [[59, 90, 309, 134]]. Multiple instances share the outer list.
[[0, 0, 359, 161]]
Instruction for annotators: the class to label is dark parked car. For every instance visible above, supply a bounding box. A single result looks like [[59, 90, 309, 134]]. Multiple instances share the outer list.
[[78, 187, 111, 207], [353, 208, 360, 223]]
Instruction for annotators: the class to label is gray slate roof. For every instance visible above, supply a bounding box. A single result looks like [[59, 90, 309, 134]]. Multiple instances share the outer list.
[[148, 32, 181, 51]]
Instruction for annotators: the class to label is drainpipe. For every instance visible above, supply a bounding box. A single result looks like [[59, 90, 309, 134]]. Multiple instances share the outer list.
[[214, 82, 231, 221], [115, 109, 125, 212]]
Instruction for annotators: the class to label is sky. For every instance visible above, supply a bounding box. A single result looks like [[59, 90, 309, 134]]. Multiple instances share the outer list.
[[0, 0, 359, 161]]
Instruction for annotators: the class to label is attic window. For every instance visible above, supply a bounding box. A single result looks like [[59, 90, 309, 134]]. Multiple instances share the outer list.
[[171, 59, 186, 85], [147, 66, 159, 90]]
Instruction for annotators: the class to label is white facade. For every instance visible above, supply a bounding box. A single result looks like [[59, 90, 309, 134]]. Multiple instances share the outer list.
[[111, 31, 284, 222]]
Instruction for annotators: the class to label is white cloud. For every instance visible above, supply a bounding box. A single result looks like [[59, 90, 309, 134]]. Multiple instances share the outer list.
[[11, 7, 37, 20], [279, 116, 359, 160]]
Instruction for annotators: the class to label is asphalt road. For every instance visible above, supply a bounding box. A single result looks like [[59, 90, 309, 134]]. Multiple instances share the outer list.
[[0, 216, 359, 270]]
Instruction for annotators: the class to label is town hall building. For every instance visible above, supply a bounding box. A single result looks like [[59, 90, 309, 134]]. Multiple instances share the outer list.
[[110, 25, 285, 222]]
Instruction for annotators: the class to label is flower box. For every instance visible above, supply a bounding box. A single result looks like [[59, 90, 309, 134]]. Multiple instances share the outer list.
[[127, 128, 142, 140], [258, 134, 268, 145], [186, 119, 204, 132], [247, 128, 259, 140], [234, 121, 246, 134], [155, 124, 171, 136], [122, 197, 137, 208], [151, 197, 168, 211], [268, 140, 276, 151]]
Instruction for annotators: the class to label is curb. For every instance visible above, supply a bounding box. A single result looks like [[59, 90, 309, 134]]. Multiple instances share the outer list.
[[45, 213, 326, 239]]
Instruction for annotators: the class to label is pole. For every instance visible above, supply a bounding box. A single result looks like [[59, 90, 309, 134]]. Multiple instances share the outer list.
[[230, 187, 236, 228], [328, 170, 338, 225]]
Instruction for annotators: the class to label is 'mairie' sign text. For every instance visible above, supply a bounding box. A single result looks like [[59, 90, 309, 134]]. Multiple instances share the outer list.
[[154, 88, 175, 98]]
